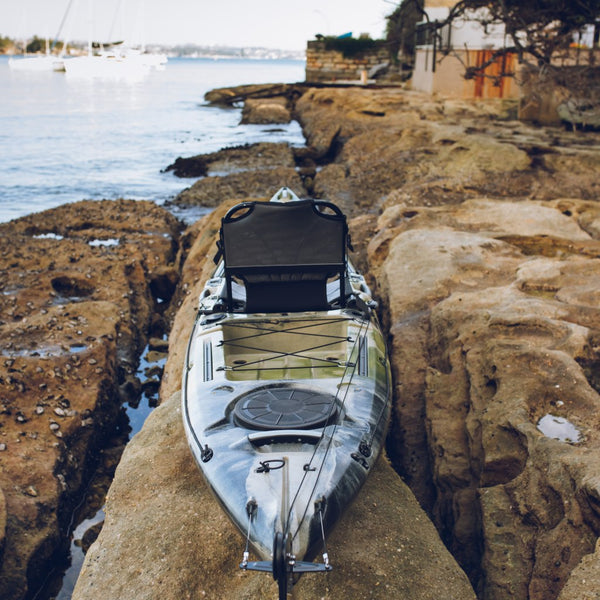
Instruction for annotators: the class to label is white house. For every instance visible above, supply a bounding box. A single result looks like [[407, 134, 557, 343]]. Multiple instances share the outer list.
[[411, 1, 519, 99]]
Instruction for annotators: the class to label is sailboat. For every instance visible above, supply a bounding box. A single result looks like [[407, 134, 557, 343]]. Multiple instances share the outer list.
[[8, 0, 74, 72], [63, 46, 152, 79], [63, 0, 165, 78], [8, 38, 66, 72]]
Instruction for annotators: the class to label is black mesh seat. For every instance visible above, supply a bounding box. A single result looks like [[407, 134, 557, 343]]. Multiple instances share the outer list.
[[219, 199, 349, 313]]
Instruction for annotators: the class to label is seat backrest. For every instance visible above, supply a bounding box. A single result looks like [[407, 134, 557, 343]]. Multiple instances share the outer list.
[[220, 200, 348, 313]]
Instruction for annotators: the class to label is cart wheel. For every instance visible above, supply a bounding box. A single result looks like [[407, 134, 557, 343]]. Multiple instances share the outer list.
[[273, 532, 290, 600]]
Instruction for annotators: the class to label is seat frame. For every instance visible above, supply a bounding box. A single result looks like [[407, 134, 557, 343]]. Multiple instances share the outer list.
[[219, 199, 349, 314]]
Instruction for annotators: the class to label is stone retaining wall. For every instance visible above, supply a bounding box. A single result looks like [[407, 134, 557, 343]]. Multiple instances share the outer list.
[[305, 39, 390, 83]]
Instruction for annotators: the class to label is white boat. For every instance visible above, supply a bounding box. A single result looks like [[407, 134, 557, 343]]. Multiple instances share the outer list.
[[63, 44, 166, 78], [63, 52, 151, 79], [182, 188, 392, 598], [8, 54, 65, 72], [8, 1, 73, 73]]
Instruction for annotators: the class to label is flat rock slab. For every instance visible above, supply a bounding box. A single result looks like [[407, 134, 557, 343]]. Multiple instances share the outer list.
[[0, 199, 180, 600], [164, 142, 296, 178], [172, 166, 306, 207]]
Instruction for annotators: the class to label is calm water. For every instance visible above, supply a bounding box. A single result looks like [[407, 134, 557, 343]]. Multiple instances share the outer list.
[[0, 56, 306, 223]]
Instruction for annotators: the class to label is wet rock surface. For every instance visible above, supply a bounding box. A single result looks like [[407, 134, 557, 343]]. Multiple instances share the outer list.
[[241, 96, 292, 124], [173, 166, 305, 208], [168, 142, 307, 207], [164, 142, 296, 178], [0, 199, 181, 600], [203, 83, 304, 106]]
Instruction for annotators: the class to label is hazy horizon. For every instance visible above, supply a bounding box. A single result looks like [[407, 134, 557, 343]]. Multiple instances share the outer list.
[[2, 0, 397, 51]]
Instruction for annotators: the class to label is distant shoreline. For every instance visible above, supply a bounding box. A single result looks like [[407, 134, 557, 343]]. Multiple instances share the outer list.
[[1, 43, 305, 62]]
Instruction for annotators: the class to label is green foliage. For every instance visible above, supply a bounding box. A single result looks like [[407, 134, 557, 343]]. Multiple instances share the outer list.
[[385, 0, 425, 60], [25, 36, 45, 54], [0, 36, 12, 53], [322, 36, 380, 58]]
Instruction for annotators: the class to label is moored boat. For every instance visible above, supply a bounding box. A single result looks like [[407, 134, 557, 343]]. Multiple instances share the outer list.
[[8, 55, 66, 72], [182, 188, 391, 598]]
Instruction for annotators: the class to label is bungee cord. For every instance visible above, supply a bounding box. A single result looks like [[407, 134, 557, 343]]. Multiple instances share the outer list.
[[281, 314, 371, 551]]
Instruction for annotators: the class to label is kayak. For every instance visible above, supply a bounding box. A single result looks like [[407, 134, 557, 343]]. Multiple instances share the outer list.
[[182, 188, 391, 598]]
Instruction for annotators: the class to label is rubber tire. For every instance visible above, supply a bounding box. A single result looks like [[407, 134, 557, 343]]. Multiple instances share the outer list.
[[278, 572, 288, 600], [272, 532, 286, 582], [273, 532, 289, 600]]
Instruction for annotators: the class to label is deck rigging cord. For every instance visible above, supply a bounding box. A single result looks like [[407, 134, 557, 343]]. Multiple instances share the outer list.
[[281, 315, 370, 550], [230, 311, 371, 579], [217, 317, 354, 371], [221, 309, 390, 564]]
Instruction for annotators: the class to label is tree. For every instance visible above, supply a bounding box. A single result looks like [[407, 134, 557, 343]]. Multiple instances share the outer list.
[[388, 0, 600, 68], [25, 36, 45, 54], [386, 0, 424, 62], [0, 36, 12, 54], [444, 0, 600, 66]]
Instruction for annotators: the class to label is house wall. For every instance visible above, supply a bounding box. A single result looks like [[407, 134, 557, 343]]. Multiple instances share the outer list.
[[305, 40, 390, 83], [412, 48, 435, 93], [447, 12, 507, 48], [412, 49, 520, 99]]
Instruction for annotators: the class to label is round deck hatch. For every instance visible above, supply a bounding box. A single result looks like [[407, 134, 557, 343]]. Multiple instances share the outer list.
[[233, 387, 337, 430]]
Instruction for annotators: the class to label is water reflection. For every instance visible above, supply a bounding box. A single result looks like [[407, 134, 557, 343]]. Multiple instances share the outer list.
[[42, 339, 167, 600], [537, 413, 582, 443]]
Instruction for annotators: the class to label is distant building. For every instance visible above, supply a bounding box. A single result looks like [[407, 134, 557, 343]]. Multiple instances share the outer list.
[[411, 0, 518, 99], [411, 1, 600, 100]]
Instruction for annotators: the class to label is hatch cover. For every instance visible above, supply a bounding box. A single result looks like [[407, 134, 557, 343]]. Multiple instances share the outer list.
[[233, 387, 337, 430]]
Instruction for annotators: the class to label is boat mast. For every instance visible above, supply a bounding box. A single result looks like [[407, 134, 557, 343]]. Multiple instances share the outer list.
[[50, 0, 75, 53]]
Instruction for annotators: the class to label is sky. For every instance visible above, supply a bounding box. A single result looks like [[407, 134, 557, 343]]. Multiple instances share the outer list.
[[1, 0, 398, 51]]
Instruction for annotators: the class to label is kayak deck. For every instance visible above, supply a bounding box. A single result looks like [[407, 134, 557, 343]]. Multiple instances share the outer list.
[[183, 308, 390, 556]]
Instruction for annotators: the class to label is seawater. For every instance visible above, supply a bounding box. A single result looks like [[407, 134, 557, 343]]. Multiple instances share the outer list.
[[0, 56, 306, 223]]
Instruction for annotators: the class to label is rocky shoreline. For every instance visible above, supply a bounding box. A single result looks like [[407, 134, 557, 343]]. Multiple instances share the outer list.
[[2, 84, 600, 600], [0, 200, 182, 599]]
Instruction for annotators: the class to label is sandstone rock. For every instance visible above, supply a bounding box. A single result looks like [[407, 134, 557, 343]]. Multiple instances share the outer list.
[[74, 389, 476, 600], [298, 87, 600, 213], [149, 265, 179, 303], [558, 538, 600, 600], [172, 167, 306, 207], [164, 142, 296, 178], [74, 204, 477, 600], [9, 85, 600, 600], [163, 155, 208, 178], [204, 83, 301, 106], [369, 197, 600, 600], [241, 97, 291, 124], [0, 199, 180, 600]]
